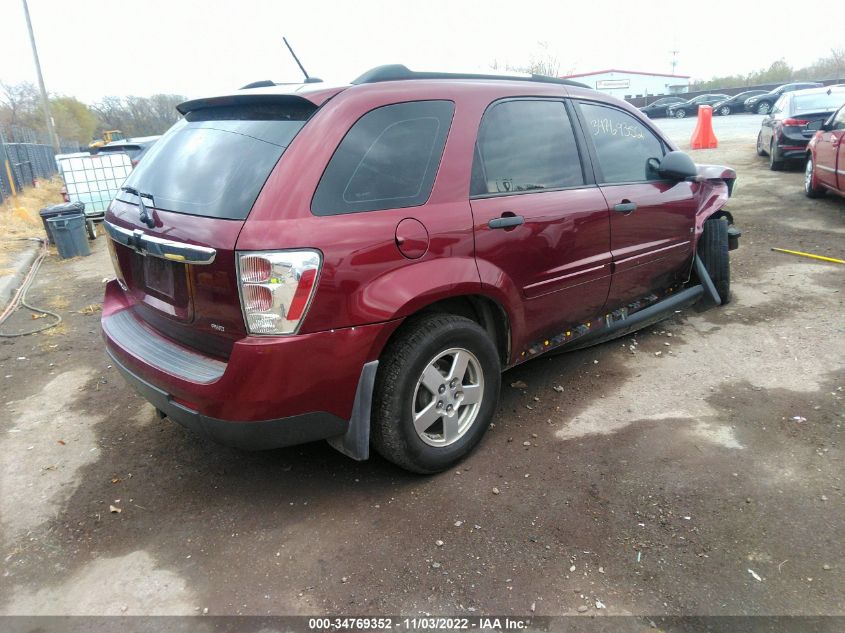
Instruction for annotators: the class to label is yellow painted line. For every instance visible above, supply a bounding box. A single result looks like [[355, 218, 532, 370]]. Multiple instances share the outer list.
[[771, 248, 845, 265]]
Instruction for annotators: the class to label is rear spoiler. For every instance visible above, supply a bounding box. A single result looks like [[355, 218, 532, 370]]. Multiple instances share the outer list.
[[176, 93, 320, 115]]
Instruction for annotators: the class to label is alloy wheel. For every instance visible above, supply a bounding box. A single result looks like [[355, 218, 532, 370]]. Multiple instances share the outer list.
[[412, 347, 484, 447], [805, 158, 816, 192], [719, 106, 731, 116], [757, 102, 770, 115]]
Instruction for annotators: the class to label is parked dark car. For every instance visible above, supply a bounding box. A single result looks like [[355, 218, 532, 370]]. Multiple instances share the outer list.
[[744, 82, 823, 115], [666, 94, 730, 118], [102, 65, 739, 473], [94, 135, 161, 167], [757, 86, 845, 170], [712, 90, 768, 116], [804, 102, 845, 198], [639, 96, 687, 118]]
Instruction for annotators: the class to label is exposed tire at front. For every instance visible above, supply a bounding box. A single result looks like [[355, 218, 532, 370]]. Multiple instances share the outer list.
[[804, 156, 826, 198], [371, 314, 500, 474], [698, 217, 731, 304]]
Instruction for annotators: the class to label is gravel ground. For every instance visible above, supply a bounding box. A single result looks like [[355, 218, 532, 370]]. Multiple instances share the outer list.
[[0, 127, 843, 618]]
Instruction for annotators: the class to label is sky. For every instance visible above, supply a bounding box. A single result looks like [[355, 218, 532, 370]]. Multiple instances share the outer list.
[[0, 0, 840, 104]]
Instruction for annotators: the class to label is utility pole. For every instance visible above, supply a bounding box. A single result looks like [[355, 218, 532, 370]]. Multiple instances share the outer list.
[[670, 50, 679, 75], [22, 0, 59, 151]]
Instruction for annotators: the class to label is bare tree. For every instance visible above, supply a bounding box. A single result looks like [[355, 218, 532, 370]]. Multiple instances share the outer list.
[[491, 42, 565, 78], [0, 81, 40, 127]]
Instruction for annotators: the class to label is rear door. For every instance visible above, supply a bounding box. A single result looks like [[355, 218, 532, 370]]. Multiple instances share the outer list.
[[470, 98, 612, 349], [574, 100, 696, 309]]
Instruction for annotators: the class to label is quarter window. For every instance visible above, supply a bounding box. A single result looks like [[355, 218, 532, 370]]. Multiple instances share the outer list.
[[579, 102, 665, 184], [312, 100, 454, 216], [472, 100, 584, 196]]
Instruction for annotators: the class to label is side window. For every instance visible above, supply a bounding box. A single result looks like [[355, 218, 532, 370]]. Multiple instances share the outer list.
[[312, 100, 454, 216], [833, 107, 845, 131], [772, 95, 787, 114], [579, 102, 665, 184], [472, 100, 584, 196]]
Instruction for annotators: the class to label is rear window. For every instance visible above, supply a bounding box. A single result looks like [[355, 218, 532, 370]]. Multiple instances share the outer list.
[[115, 101, 315, 220], [311, 100, 454, 216], [793, 92, 845, 113]]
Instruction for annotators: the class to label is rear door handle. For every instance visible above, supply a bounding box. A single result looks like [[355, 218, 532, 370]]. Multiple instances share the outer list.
[[488, 215, 525, 229], [613, 201, 637, 214]]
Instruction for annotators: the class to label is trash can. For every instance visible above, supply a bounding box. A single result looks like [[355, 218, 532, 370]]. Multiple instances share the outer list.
[[40, 202, 86, 244], [46, 213, 91, 259]]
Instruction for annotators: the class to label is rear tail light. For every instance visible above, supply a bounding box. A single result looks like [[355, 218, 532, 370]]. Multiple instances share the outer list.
[[783, 118, 810, 127], [237, 250, 322, 335]]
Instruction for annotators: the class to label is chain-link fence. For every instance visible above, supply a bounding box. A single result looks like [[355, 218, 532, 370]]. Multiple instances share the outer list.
[[0, 125, 83, 204]]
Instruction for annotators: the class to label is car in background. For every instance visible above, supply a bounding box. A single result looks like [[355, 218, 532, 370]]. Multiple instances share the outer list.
[[639, 96, 686, 118], [804, 102, 845, 199], [666, 94, 729, 118], [93, 135, 161, 167], [744, 82, 823, 115], [757, 86, 845, 170], [712, 90, 768, 116]]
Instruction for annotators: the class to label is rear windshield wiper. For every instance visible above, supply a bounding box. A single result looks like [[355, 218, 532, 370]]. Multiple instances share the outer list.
[[120, 186, 156, 228]]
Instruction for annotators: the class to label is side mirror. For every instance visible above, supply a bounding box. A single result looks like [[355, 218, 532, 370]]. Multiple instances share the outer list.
[[658, 151, 698, 181]]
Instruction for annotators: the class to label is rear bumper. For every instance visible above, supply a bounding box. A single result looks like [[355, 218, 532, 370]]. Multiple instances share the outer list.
[[102, 280, 399, 449], [108, 348, 346, 450], [775, 135, 810, 159]]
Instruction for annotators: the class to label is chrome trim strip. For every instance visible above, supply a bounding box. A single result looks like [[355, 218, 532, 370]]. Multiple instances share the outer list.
[[817, 165, 836, 173], [104, 221, 216, 265]]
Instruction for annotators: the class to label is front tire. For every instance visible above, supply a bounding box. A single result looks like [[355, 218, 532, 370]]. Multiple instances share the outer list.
[[371, 314, 501, 474], [719, 105, 731, 116], [698, 217, 731, 304], [756, 101, 770, 115], [804, 156, 826, 198], [674, 109, 687, 119]]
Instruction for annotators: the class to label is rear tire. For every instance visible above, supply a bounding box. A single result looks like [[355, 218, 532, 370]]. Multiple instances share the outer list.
[[371, 314, 501, 474], [804, 155, 826, 198], [719, 105, 731, 116], [768, 141, 784, 171], [698, 217, 731, 304], [756, 132, 766, 156]]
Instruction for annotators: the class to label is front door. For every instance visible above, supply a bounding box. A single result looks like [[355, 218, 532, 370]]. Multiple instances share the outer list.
[[469, 98, 612, 357], [574, 101, 698, 310]]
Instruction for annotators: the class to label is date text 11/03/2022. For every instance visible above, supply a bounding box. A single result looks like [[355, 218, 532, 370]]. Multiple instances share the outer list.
[[307, 616, 532, 630]]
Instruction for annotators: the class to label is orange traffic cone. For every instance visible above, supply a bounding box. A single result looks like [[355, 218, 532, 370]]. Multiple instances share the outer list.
[[690, 105, 718, 149]]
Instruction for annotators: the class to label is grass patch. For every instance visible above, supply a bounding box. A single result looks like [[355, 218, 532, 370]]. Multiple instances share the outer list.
[[78, 303, 102, 315], [0, 177, 64, 252]]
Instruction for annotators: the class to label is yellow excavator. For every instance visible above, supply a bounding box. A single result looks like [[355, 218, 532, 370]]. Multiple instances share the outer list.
[[89, 130, 125, 151]]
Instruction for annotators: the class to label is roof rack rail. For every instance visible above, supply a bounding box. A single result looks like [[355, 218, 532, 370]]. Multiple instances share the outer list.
[[351, 64, 589, 89]]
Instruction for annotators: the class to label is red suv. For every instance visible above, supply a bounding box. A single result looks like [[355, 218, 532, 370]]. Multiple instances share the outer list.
[[102, 65, 739, 473]]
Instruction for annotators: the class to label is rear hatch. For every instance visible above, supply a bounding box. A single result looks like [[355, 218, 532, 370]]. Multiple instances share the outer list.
[[788, 91, 845, 138], [106, 96, 317, 358]]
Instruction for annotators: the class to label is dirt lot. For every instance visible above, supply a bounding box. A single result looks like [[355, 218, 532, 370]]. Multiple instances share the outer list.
[[1, 131, 843, 618]]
